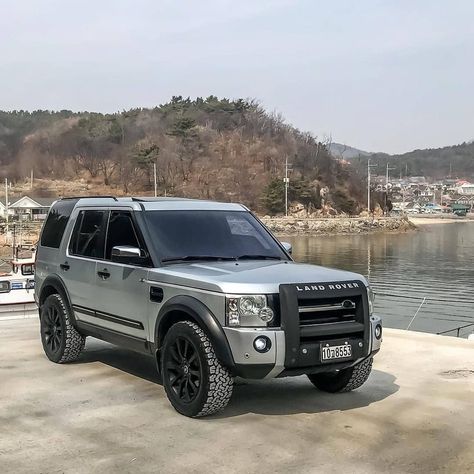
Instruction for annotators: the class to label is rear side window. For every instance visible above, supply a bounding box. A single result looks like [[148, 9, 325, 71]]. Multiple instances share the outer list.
[[69, 210, 108, 259], [40, 200, 78, 248]]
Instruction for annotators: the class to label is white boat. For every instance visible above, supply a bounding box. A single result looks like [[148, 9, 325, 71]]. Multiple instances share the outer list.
[[0, 253, 37, 318]]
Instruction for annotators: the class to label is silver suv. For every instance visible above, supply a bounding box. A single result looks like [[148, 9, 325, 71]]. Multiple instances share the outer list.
[[35, 197, 382, 417]]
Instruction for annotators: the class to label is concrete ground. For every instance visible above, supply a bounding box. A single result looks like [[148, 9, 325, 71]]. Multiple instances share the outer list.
[[0, 319, 473, 474]]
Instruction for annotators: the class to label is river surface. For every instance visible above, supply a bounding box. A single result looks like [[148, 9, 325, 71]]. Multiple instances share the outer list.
[[286, 222, 474, 337]]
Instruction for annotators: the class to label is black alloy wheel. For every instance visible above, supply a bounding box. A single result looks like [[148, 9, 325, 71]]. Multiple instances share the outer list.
[[161, 321, 234, 417], [40, 294, 85, 363], [165, 336, 203, 403], [42, 304, 63, 354]]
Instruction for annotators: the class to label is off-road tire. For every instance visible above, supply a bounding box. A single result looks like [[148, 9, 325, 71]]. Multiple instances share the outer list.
[[307, 357, 373, 393], [161, 321, 233, 417], [40, 294, 85, 363]]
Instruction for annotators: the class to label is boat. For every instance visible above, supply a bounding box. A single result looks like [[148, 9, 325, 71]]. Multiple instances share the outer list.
[[0, 251, 37, 318]]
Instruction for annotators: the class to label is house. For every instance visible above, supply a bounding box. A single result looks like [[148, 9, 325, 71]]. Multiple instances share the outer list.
[[450, 203, 470, 216], [457, 183, 474, 195], [404, 202, 423, 214], [0, 200, 14, 219], [9, 196, 55, 220], [454, 195, 474, 210], [423, 203, 443, 214], [0, 200, 7, 219]]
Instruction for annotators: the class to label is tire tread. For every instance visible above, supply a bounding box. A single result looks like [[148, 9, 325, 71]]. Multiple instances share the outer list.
[[163, 321, 233, 417], [44, 294, 85, 363], [338, 357, 373, 392]]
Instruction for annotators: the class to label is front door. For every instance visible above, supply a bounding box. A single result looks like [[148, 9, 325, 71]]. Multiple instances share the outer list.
[[93, 210, 151, 341]]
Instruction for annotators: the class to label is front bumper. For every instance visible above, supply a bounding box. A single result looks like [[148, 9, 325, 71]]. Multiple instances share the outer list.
[[223, 314, 382, 379]]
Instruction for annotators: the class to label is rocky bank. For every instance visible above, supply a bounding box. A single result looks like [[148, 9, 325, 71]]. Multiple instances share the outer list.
[[260, 216, 417, 235]]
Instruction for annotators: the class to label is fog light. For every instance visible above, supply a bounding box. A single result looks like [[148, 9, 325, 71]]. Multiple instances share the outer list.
[[375, 324, 382, 340], [253, 336, 271, 353]]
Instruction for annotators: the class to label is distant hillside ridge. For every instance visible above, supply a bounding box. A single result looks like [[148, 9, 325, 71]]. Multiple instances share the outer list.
[[0, 97, 366, 215], [349, 141, 474, 179], [330, 143, 371, 159]]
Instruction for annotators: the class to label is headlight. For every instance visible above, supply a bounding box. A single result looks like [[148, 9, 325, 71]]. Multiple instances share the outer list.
[[226, 295, 274, 327], [367, 286, 375, 315]]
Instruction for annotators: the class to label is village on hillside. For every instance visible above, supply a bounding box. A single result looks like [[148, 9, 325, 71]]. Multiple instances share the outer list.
[[370, 176, 474, 216]]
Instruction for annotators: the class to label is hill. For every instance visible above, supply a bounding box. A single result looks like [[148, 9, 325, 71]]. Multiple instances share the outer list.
[[0, 97, 366, 215], [329, 143, 371, 159], [350, 141, 474, 180]]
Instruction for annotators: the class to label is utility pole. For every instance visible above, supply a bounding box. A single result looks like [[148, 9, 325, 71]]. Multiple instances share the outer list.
[[5, 178, 9, 235], [153, 162, 157, 197], [367, 159, 377, 213], [385, 162, 396, 213], [283, 157, 292, 217]]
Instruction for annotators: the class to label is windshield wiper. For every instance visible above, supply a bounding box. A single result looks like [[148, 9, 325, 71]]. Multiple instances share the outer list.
[[161, 255, 236, 263], [235, 254, 282, 261]]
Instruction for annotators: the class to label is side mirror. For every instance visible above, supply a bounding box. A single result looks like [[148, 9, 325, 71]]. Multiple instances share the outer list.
[[111, 245, 145, 259], [281, 241, 292, 255]]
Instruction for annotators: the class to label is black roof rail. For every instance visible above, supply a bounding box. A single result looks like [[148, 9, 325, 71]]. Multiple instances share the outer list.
[[60, 195, 118, 201]]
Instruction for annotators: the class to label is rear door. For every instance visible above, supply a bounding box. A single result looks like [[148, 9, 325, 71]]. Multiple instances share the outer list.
[[63, 209, 108, 313], [36, 199, 78, 299], [92, 210, 151, 340]]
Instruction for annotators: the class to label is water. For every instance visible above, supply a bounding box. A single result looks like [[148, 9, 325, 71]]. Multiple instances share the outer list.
[[286, 223, 474, 338]]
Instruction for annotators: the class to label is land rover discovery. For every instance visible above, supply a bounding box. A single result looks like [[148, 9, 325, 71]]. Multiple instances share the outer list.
[[35, 197, 382, 417]]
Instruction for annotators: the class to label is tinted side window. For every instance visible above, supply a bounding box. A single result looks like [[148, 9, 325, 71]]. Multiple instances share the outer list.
[[69, 210, 107, 259], [105, 211, 140, 257], [40, 199, 78, 248], [105, 211, 150, 265]]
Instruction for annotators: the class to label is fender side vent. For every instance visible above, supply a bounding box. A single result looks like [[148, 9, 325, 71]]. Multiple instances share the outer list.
[[150, 286, 164, 303]]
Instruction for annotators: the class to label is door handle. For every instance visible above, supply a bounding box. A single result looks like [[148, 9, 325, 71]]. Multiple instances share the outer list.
[[60, 262, 70, 271], [97, 269, 111, 280]]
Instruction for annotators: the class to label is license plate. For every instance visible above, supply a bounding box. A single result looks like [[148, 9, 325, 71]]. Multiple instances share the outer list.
[[320, 343, 352, 361]]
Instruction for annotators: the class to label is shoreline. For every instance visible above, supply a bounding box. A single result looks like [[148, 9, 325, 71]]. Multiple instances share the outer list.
[[261, 216, 417, 236], [409, 215, 474, 226]]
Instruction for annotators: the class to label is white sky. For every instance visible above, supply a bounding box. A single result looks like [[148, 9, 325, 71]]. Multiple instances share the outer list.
[[1, 0, 473, 153]]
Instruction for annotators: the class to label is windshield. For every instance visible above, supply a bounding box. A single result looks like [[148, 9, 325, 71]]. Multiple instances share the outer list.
[[144, 210, 288, 263]]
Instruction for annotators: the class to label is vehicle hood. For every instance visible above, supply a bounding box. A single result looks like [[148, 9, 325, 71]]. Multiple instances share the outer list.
[[148, 260, 367, 294]]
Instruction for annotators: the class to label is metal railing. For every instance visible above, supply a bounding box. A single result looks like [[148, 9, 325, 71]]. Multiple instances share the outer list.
[[374, 291, 474, 338], [437, 323, 474, 338]]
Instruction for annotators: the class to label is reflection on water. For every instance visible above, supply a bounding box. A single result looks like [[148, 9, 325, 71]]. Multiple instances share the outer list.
[[287, 223, 474, 337]]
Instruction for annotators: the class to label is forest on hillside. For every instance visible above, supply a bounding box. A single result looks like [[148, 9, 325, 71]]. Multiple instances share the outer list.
[[0, 97, 366, 214]]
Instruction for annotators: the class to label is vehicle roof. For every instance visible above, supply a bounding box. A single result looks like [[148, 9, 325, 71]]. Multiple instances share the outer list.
[[64, 196, 248, 212]]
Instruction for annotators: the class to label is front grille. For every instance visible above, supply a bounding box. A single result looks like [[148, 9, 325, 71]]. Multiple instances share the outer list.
[[297, 294, 365, 342], [298, 295, 361, 326], [279, 280, 370, 369]]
